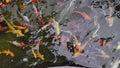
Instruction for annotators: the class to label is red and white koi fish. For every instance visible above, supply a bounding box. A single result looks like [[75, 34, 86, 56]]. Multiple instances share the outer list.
[[33, 4, 41, 19], [9, 41, 28, 47], [37, 22, 52, 33], [18, 22, 33, 27], [33, 4, 43, 29], [0, 49, 15, 57], [73, 11, 91, 20]]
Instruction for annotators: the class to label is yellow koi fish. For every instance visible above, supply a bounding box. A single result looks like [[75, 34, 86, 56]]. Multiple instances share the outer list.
[[30, 46, 37, 59], [37, 48, 45, 61], [12, 24, 26, 30], [4, 18, 25, 36], [51, 18, 61, 35], [29, 46, 45, 60]]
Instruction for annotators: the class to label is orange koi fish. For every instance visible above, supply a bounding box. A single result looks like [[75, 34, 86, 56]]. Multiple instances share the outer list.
[[73, 11, 91, 20], [0, 49, 15, 57], [72, 35, 87, 58], [51, 18, 61, 35]]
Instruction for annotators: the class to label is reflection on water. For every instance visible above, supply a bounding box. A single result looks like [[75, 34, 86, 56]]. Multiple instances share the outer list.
[[0, 0, 120, 68]]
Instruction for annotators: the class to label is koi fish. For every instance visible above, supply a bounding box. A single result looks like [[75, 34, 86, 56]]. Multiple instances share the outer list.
[[0, 49, 14, 57], [98, 40, 107, 46], [51, 18, 61, 35], [72, 35, 84, 58], [73, 11, 91, 20], [4, 18, 25, 37], [96, 53, 110, 59], [12, 24, 27, 30], [30, 46, 37, 59], [37, 22, 52, 33], [18, 11, 30, 22], [33, 4, 43, 29], [29, 46, 44, 60], [33, 4, 41, 19], [9, 41, 28, 47], [37, 48, 44, 61], [72, 35, 91, 58], [108, 7, 114, 27]]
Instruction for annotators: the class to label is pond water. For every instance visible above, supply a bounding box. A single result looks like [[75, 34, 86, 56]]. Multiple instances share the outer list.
[[0, 0, 120, 68]]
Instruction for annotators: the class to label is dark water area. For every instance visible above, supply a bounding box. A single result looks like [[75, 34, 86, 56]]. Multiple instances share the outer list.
[[0, 0, 120, 68]]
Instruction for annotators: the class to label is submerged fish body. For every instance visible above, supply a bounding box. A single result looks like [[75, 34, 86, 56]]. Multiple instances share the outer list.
[[73, 11, 91, 20], [0, 49, 14, 57], [4, 18, 30, 37], [51, 18, 61, 35]]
